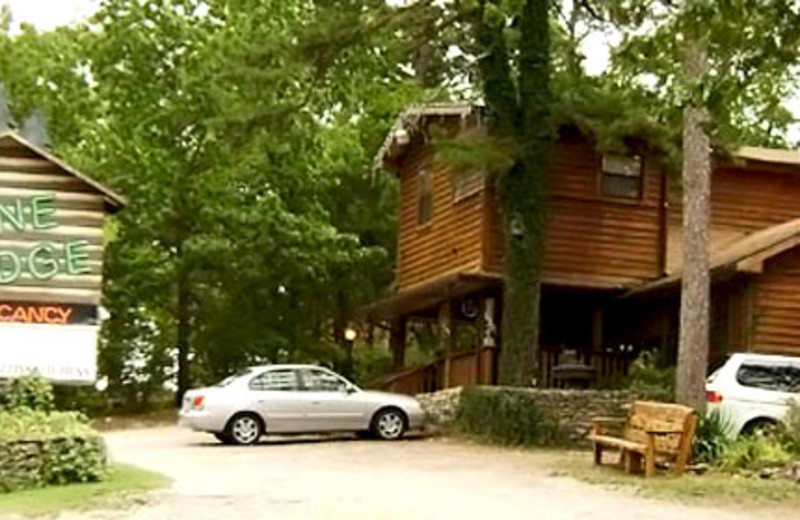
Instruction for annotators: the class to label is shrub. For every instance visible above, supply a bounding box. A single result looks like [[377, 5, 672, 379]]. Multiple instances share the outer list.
[[454, 386, 560, 446], [693, 410, 733, 464], [718, 435, 794, 472], [4, 375, 55, 413], [0, 406, 107, 492], [781, 399, 800, 454], [626, 351, 675, 401]]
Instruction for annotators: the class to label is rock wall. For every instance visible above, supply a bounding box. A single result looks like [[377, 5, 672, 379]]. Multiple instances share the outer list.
[[417, 386, 635, 445]]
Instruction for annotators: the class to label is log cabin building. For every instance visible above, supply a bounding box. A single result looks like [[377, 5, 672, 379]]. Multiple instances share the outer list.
[[360, 104, 800, 394]]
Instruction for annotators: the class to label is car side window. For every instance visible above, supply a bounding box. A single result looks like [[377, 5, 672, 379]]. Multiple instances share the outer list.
[[736, 363, 800, 393], [302, 369, 349, 392], [249, 369, 300, 391]]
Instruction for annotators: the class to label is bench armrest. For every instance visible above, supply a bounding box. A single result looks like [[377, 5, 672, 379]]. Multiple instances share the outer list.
[[646, 428, 685, 435], [591, 416, 626, 436]]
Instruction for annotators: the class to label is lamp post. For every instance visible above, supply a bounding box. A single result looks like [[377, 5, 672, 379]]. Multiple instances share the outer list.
[[343, 327, 357, 379]]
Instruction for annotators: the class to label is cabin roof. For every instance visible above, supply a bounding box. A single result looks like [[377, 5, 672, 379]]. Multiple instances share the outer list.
[[0, 131, 127, 211], [735, 146, 800, 168], [626, 217, 800, 298], [373, 103, 480, 172]]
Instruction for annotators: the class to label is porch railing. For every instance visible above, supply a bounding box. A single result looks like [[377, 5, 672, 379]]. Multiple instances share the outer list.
[[373, 345, 635, 395]]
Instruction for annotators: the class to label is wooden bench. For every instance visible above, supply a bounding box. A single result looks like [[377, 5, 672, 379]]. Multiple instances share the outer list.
[[588, 401, 698, 477]]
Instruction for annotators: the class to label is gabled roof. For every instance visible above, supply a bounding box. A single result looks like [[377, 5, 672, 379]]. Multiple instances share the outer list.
[[0, 131, 127, 211], [373, 103, 480, 172], [626, 217, 800, 298]]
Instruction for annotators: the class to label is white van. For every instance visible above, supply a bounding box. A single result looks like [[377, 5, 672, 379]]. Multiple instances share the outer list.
[[706, 353, 800, 436]]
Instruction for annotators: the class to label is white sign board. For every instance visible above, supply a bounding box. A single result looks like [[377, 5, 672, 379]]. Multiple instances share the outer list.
[[0, 322, 98, 384]]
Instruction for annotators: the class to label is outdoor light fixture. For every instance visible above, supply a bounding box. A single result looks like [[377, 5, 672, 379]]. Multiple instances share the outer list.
[[344, 328, 357, 342]]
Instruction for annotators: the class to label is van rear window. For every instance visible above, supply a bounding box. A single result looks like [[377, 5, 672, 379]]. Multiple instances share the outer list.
[[736, 363, 800, 393]]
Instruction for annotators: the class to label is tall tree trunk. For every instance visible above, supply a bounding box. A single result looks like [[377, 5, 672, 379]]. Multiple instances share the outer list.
[[676, 35, 711, 411], [176, 263, 191, 406], [498, 0, 552, 386]]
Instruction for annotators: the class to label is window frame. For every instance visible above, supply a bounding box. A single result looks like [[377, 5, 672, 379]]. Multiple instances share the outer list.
[[299, 368, 352, 393], [598, 153, 644, 201], [452, 169, 485, 203], [247, 368, 301, 392], [416, 169, 434, 227]]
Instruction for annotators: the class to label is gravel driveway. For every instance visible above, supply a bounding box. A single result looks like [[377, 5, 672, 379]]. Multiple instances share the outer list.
[[51, 427, 794, 520]]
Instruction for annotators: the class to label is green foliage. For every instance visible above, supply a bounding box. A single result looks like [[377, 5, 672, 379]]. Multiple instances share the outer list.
[[0, 408, 107, 492], [718, 435, 794, 472], [4, 375, 55, 413], [455, 386, 560, 446], [693, 410, 734, 464], [625, 351, 675, 402], [780, 399, 800, 454]]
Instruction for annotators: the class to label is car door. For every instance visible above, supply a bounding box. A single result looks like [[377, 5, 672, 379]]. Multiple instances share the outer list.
[[248, 368, 311, 433], [298, 368, 369, 432]]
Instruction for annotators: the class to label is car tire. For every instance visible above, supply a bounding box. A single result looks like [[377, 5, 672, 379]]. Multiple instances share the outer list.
[[370, 408, 407, 441], [225, 413, 263, 445], [214, 432, 234, 444], [741, 418, 782, 437]]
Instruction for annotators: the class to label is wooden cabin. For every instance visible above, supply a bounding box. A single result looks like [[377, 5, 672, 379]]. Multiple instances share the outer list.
[[360, 104, 800, 394], [0, 131, 124, 384]]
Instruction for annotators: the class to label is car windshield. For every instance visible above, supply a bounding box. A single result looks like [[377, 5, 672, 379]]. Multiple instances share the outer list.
[[215, 368, 253, 387]]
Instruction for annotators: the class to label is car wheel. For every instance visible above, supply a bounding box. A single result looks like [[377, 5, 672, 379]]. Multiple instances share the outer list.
[[225, 413, 263, 445], [214, 432, 234, 444], [371, 408, 406, 440], [741, 418, 782, 437]]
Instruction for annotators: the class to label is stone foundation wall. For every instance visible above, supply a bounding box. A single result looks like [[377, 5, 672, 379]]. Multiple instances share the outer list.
[[417, 386, 635, 445]]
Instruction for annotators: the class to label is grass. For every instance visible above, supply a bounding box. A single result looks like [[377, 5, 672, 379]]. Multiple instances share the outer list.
[[0, 464, 171, 517], [543, 450, 800, 508]]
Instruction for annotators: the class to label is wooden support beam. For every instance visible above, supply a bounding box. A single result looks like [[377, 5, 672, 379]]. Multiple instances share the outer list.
[[439, 302, 454, 388], [390, 317, 407, 371], [474, 295, 487, 384]]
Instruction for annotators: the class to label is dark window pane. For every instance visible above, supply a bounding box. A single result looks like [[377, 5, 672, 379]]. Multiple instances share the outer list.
[[601, 174, 641, 199], [736, 363, 800, 392]]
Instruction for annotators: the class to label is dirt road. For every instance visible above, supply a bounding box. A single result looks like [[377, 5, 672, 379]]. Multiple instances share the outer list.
[[53, 427, 794, 520]]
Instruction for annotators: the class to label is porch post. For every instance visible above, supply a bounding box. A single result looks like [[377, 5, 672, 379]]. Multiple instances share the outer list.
[[439, 302, 454, 388], [474, 295, 487, 384], [390, 317, 407, 371]]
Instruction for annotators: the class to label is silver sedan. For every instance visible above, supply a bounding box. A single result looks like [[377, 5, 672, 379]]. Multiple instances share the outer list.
[[179, 364, 426, 445]]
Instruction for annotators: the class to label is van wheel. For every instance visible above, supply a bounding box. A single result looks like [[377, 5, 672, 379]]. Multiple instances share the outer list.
[[741, 418, 782, 437]]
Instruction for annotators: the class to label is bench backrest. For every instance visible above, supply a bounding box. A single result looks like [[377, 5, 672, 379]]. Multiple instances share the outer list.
[[624, 401, 696, 454]]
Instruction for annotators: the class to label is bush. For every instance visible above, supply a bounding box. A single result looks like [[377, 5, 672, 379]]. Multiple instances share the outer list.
[[718, 435, 794, 472], [781, 399, 800, 454], [0, 379, 107, 493], [454, 386, 560, 446], [4, 375, 55, 413], [626, 351, 675, 401], [693, 410, 733, 464]]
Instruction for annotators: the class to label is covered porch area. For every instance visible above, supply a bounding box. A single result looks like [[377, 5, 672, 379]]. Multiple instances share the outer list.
[[359, 272, 639, 394]]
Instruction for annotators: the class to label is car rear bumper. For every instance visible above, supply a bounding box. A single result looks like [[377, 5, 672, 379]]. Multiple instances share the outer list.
[[178, 410, 225, 433]]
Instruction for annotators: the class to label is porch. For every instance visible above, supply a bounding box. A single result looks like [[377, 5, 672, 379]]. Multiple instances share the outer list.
[[360, 272, 642, 395]]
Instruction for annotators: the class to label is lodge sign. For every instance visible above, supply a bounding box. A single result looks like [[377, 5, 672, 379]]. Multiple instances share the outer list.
[[0, 193, 92, 284]]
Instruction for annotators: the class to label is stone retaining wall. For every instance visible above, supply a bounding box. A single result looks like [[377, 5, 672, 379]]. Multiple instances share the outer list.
[[417, 386, 635, 445]]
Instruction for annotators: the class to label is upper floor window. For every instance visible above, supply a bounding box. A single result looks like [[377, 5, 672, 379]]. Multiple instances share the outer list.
[[453, 169, 485, 202], [600, 153, 643, 200], [417, 169, 434, 225]]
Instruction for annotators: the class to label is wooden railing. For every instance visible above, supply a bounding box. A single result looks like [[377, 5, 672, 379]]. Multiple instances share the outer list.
[[374, 346, 634, 394]]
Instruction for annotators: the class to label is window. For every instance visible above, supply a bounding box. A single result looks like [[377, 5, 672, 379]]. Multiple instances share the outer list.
[[736, 363, 800, 393], [417, 170, 433, 225], [453, 169, 485, 202], [248, 369, 300, 391], [600, 153, 643, 200], [301, 369, 350, 392], [215, 368, 253, 387]]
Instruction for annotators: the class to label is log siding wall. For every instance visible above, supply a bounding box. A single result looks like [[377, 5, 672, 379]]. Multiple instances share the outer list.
[[752, 249, 800, 356], [396, 143, 484, 290], [0, 138, 107, 305], [485, 134, 665, 288]]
